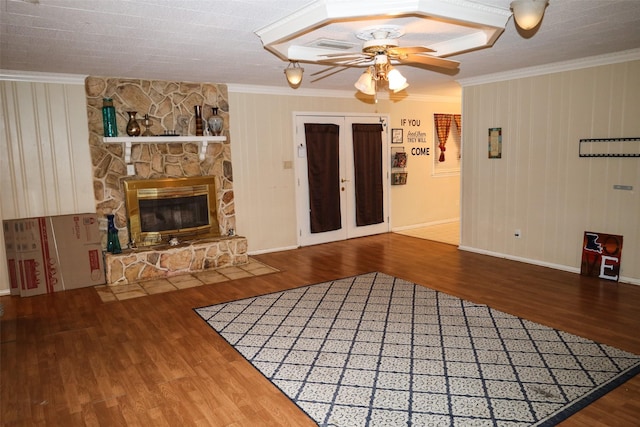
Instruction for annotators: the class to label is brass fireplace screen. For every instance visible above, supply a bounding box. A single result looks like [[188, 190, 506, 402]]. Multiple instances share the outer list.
[[123, 176, 220, 247]]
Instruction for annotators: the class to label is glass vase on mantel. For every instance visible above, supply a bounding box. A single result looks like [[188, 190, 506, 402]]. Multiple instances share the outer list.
[[126, 111, 141, 137], [208, 107, 224, 136], [102, 98, 118, 137]]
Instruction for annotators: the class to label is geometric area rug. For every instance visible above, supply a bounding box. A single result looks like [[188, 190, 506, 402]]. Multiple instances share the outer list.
[[194, 272, 640, 426]]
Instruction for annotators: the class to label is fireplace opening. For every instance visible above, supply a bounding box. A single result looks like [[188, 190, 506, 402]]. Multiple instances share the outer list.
[[124, 176, 220, 247]]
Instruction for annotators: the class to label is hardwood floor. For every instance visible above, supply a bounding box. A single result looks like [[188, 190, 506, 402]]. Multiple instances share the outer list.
[[2, 233, 639, 426], [394, 221, 460, 246]]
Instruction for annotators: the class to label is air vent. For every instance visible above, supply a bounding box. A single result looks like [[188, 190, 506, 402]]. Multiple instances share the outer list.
[[307, 38, 357, 51]]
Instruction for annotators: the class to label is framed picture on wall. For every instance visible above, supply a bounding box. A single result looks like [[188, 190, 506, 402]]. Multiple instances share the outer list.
[[489, 127, 502, 158], [392, 128, 403, 144]]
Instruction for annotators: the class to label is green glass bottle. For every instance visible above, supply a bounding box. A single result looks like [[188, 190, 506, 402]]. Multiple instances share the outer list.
[[106, 214, 122, 254], [102, 98, 118, 137]]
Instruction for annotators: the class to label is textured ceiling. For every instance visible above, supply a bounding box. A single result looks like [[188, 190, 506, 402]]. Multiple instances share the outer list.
[[1, 0, 640, 97]]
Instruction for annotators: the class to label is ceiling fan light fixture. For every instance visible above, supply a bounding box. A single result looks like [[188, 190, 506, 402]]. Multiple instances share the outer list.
[[354, 68, 376, 95], [510, 0, 548, 30], [387, 68, 407, 91], [284, 61, 304, 87], [392, 81, 409, 93]]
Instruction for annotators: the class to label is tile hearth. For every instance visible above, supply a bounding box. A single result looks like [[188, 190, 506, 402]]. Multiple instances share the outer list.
[[95, 258, 278, 303]]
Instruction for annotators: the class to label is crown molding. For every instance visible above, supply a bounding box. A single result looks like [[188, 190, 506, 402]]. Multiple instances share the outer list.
[[458, 48, 640, 87], [0, 70, 87, 84]]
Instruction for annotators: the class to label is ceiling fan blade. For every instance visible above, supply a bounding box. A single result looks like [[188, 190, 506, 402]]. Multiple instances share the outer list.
[[319, 55, 366, 63], [319, 58, 373, 68], [388, 46, 435, 55], [321, 52, 363, 58], [400, 54, 460, 70], [310, 58, 371, 78], [310, 65, 342, 76], [310, 66, 351, 82]]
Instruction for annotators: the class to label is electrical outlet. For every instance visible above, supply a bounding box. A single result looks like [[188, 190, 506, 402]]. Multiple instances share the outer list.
[[514, 229, 521, 238], [127, 164, 135, 175]]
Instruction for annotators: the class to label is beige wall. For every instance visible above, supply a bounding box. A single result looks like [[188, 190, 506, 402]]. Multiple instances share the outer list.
[[385, 99, 461, 229], [228, 90, 461, 253], [460, 60, 640, 284]]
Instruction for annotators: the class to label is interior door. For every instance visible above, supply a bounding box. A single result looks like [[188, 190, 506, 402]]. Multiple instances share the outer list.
[[295, 114, 389, 247]]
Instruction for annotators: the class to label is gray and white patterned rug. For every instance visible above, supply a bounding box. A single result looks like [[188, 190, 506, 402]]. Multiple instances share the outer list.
[[195, 272, 640, 426]]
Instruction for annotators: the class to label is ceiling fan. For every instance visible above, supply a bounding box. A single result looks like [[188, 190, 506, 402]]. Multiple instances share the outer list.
[[320, 25, 460, 70], [310, 25, 460, 96]]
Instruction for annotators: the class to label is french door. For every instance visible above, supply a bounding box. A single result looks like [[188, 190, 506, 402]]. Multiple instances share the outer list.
[[295, 114, 389, 247]]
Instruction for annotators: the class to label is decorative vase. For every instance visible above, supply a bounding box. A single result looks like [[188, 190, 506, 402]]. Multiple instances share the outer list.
[[207, 107, 224, 136], [102, 98, 118, 137], [106, 214, 122, 254], [194, 105, 204, 136], [126, 111, 141, 136], [141, 114, 154, 136]]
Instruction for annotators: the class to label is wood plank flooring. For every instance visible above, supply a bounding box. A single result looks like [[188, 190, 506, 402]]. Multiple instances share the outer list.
[[1, 233, 639, 426]]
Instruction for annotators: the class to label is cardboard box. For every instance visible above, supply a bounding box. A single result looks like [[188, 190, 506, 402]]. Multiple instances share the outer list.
[[3, 220, 21, 295], [2, 214, 105, 297], [50, 214, 105, 289], [14, 217, 63, 297]]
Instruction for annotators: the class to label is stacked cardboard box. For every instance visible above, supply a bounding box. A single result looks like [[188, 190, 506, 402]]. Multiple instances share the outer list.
[[2, 214, 105, 297], [2, 220, 20, 296]]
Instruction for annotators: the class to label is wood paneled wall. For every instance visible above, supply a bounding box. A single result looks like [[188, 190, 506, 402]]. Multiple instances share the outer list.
[[0, 80, 94, 218], [460, 60, 640, 284], [0, 79, 95, 291]]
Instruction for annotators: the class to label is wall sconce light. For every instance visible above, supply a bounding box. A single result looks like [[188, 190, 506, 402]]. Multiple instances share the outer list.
[[510, 0, 549, 30], [284, 61, 304, 87]]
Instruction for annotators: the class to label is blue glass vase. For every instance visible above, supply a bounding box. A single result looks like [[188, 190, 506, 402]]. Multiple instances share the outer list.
[[106, 214, 122, 254]]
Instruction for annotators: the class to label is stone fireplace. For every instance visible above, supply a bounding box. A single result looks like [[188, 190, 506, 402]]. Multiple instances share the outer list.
[[85, 76, 247, 285]]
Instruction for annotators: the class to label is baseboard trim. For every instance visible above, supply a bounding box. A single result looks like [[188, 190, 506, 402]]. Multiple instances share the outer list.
[[248, 245, 299, 256], [392, 218, 459, 233], [458, 245, 639, 286]]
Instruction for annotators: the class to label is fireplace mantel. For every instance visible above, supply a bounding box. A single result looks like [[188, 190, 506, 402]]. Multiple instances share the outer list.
[[103, 135, 227, 162]]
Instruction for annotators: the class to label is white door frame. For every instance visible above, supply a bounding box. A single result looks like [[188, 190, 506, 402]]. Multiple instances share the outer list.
[[293, 112, 390, 247]]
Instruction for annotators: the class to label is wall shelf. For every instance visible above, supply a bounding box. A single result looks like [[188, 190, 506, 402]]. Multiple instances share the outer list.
[[103, 135, 227, 162], [391, 147, 408, 185]]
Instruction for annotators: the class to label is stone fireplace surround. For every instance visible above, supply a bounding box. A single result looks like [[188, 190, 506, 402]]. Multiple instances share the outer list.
[[85, 76, 247, 285]]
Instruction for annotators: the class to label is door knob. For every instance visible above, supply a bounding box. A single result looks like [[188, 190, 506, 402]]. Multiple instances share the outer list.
[[341, 179, 350, 183]]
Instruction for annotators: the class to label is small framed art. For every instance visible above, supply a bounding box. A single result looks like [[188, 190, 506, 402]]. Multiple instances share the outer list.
[[392, 128, 403, 144], [489, 127, 502, 158], [391, 172, 408, 185]]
